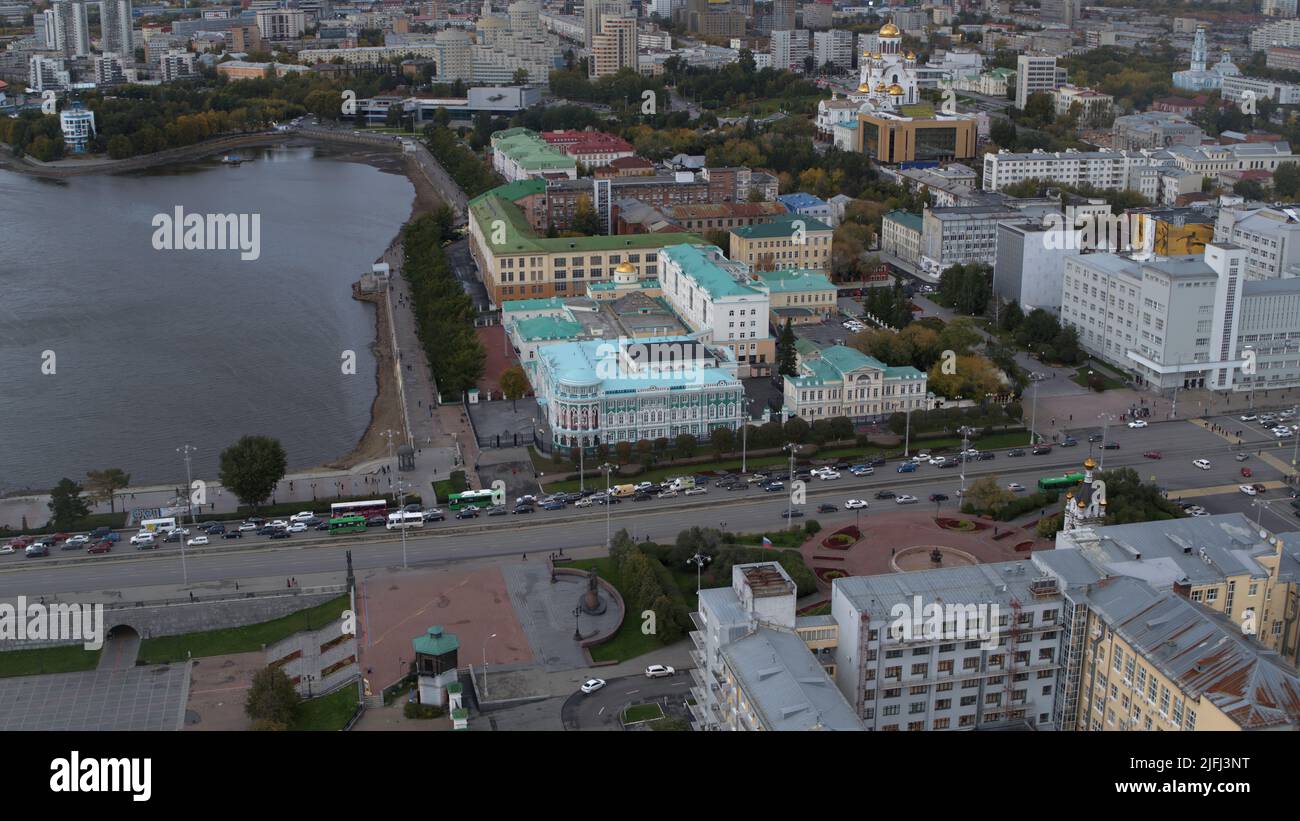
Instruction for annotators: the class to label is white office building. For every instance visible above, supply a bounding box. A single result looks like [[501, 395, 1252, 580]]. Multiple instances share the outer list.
[[44, 1, 90, 58], [1015, 54, 1063, 109], [812, 28, 853, 71], [994, 219, 1081, 313], [770, 28, 809, 73], [29, 55, 71, 92], [982, 148, 1178, 200], [832, 562, 1066, 730], [1214, 204, 1300, 280], [658, 244, 771, 377]]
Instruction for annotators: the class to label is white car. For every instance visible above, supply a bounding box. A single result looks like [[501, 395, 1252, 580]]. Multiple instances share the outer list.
[[913, 452, 931, 462], [238, 522, 258, 532], [684, 487, 708, 496], [645, 664, 675, 678], [580, 678, 606, 694], [1007, 482, 1026, 492], [269, 520, 288, 529], [1189, 508, 1210, 517], [186, 535, 209, 546], [0, 543, 15, 555], [1239, 485, 1258, 496], [1127, 419, 1148, 428], [1275, 427, 1293, 438], [845, 499, 869, 510], [895, 494, 919, 504], [65, 535, 90, 547], [657, 489, 677, 499], [129, 532, 155, 546], [928, 456, 946, 466], [287, 522, 308, 533], [1240, 414, 1258, 422], [850, 467, 874, 476], [290, 511, 315, 523], [164, 527, 189, 537], [574, 497, 594, 508], [1193, 459, 1212, 470], [819, 470, 841, 480]]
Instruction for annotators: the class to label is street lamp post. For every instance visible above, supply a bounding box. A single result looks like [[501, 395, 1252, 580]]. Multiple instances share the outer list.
[[784, 443, 799, 530], [176, 444, 196, 587], [397, 478, 410, 570], [1098, 413, 1115, 471], [1028, 379, 1040, 446], [958, 426, 973, 498], [904, 407, 912, 458], [482, 632, 497, 699], [600, 462, 616, 550]]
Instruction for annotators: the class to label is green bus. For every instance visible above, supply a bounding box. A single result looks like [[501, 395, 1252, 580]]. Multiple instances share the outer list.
[[448, 489, 496, 510], [328, 515, 367, 534], [1038, 473, 1085, 492]]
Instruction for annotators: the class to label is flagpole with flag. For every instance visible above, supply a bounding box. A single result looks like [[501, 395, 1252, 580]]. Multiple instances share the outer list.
[[762, 536, 773, 548]]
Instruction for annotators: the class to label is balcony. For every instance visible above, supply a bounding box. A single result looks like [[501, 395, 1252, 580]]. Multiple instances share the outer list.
[[690, 611, 706, 632], [690, 630, 705, 653]]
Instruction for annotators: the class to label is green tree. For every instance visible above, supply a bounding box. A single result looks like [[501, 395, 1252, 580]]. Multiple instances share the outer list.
[[776, 318, 799, 376], [500, 365, 530, 411], [106, 135, 133, 159], [218, 435, 288, 512], [245, 666, 300, 726], [512, 67, 530, 85], [675, 433, 697, 458], [571, 194, 602, 235], [47, 478, 90, 529], [710, 426, 735, 457], [84, 468, 131, 514]]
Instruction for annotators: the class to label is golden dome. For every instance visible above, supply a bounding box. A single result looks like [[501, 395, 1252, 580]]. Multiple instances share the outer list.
[[880, 21, 900, 37], [1077, 499, 1087, 508], [1083, 457, 1097, 470], [888, 83, 904, 95], [615, 261, 636, 274], [875, 82, 887, 92], [857, 82, 871, 93], [870, 51, 881, 59], [906, 50, 916, 60]]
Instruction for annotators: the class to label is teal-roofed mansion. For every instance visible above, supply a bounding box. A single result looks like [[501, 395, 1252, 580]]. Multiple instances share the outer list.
[[783, 344, 928, 421], [531, 336, 746, 451]]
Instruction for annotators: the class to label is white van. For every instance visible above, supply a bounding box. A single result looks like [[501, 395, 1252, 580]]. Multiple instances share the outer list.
[[386, 511, 425, 530]]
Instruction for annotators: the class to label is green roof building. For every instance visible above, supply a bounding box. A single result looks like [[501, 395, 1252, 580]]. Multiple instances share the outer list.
[[782, 342, 928, 422], [490, 128, 577, 182]]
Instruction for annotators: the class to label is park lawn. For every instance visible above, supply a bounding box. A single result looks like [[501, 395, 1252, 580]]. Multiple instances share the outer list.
[[622, 703, 665, 724], [290, 686, 359, 731], [911, 430, 1031, 452], [569, 557, 667, 664], [0, 644, 100, 678], [1072, 366, 1126, 392], [137, 594, 351, 664]]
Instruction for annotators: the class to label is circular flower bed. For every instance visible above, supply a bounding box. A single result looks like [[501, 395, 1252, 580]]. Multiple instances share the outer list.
[[820, 525, 863, 550], [934, 517, 990, 532], [815, 567, 849, 584]]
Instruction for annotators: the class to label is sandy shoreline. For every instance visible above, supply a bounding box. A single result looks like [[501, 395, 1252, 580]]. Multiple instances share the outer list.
[[306, 148, 446, 473]]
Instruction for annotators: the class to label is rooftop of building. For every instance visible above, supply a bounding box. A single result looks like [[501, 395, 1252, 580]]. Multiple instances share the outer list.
[[660, 244, 764, 301], [835, 560, 1057, 620], [1055, 513, 1283, 589], [668, 201, 787, 220], [777, 192, 830, 210], [721, 626, 866, 731], [753, 268, 836, 294], [1082, 575, 1300, 729], [469, 182, 703, 256], [731, 214, 833, 239], [883, 209, 924, 232], [411, 625, 459, 656], [492, 129, 578, 172], [534, 336, 740, 391], [740, 562, 796, 597]]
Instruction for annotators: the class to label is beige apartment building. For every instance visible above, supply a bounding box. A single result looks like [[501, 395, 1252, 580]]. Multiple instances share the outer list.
[[729, 215, 833, 273]]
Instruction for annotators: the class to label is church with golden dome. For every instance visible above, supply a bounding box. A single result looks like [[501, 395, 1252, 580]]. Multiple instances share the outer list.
[[850, 19, 920, 113], [1062, 457, 1108, 533]]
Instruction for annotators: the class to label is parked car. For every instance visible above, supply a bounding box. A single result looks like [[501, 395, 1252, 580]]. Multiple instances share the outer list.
[[645, 665, 675, 678], [580, 678, 606, 694]]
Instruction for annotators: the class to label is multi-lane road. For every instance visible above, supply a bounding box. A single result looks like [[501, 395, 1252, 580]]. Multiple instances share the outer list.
[[2, 418, 1295, 599]]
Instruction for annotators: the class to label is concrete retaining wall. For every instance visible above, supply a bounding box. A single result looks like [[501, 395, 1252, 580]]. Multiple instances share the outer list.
[[0, 589, 346, 651]]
